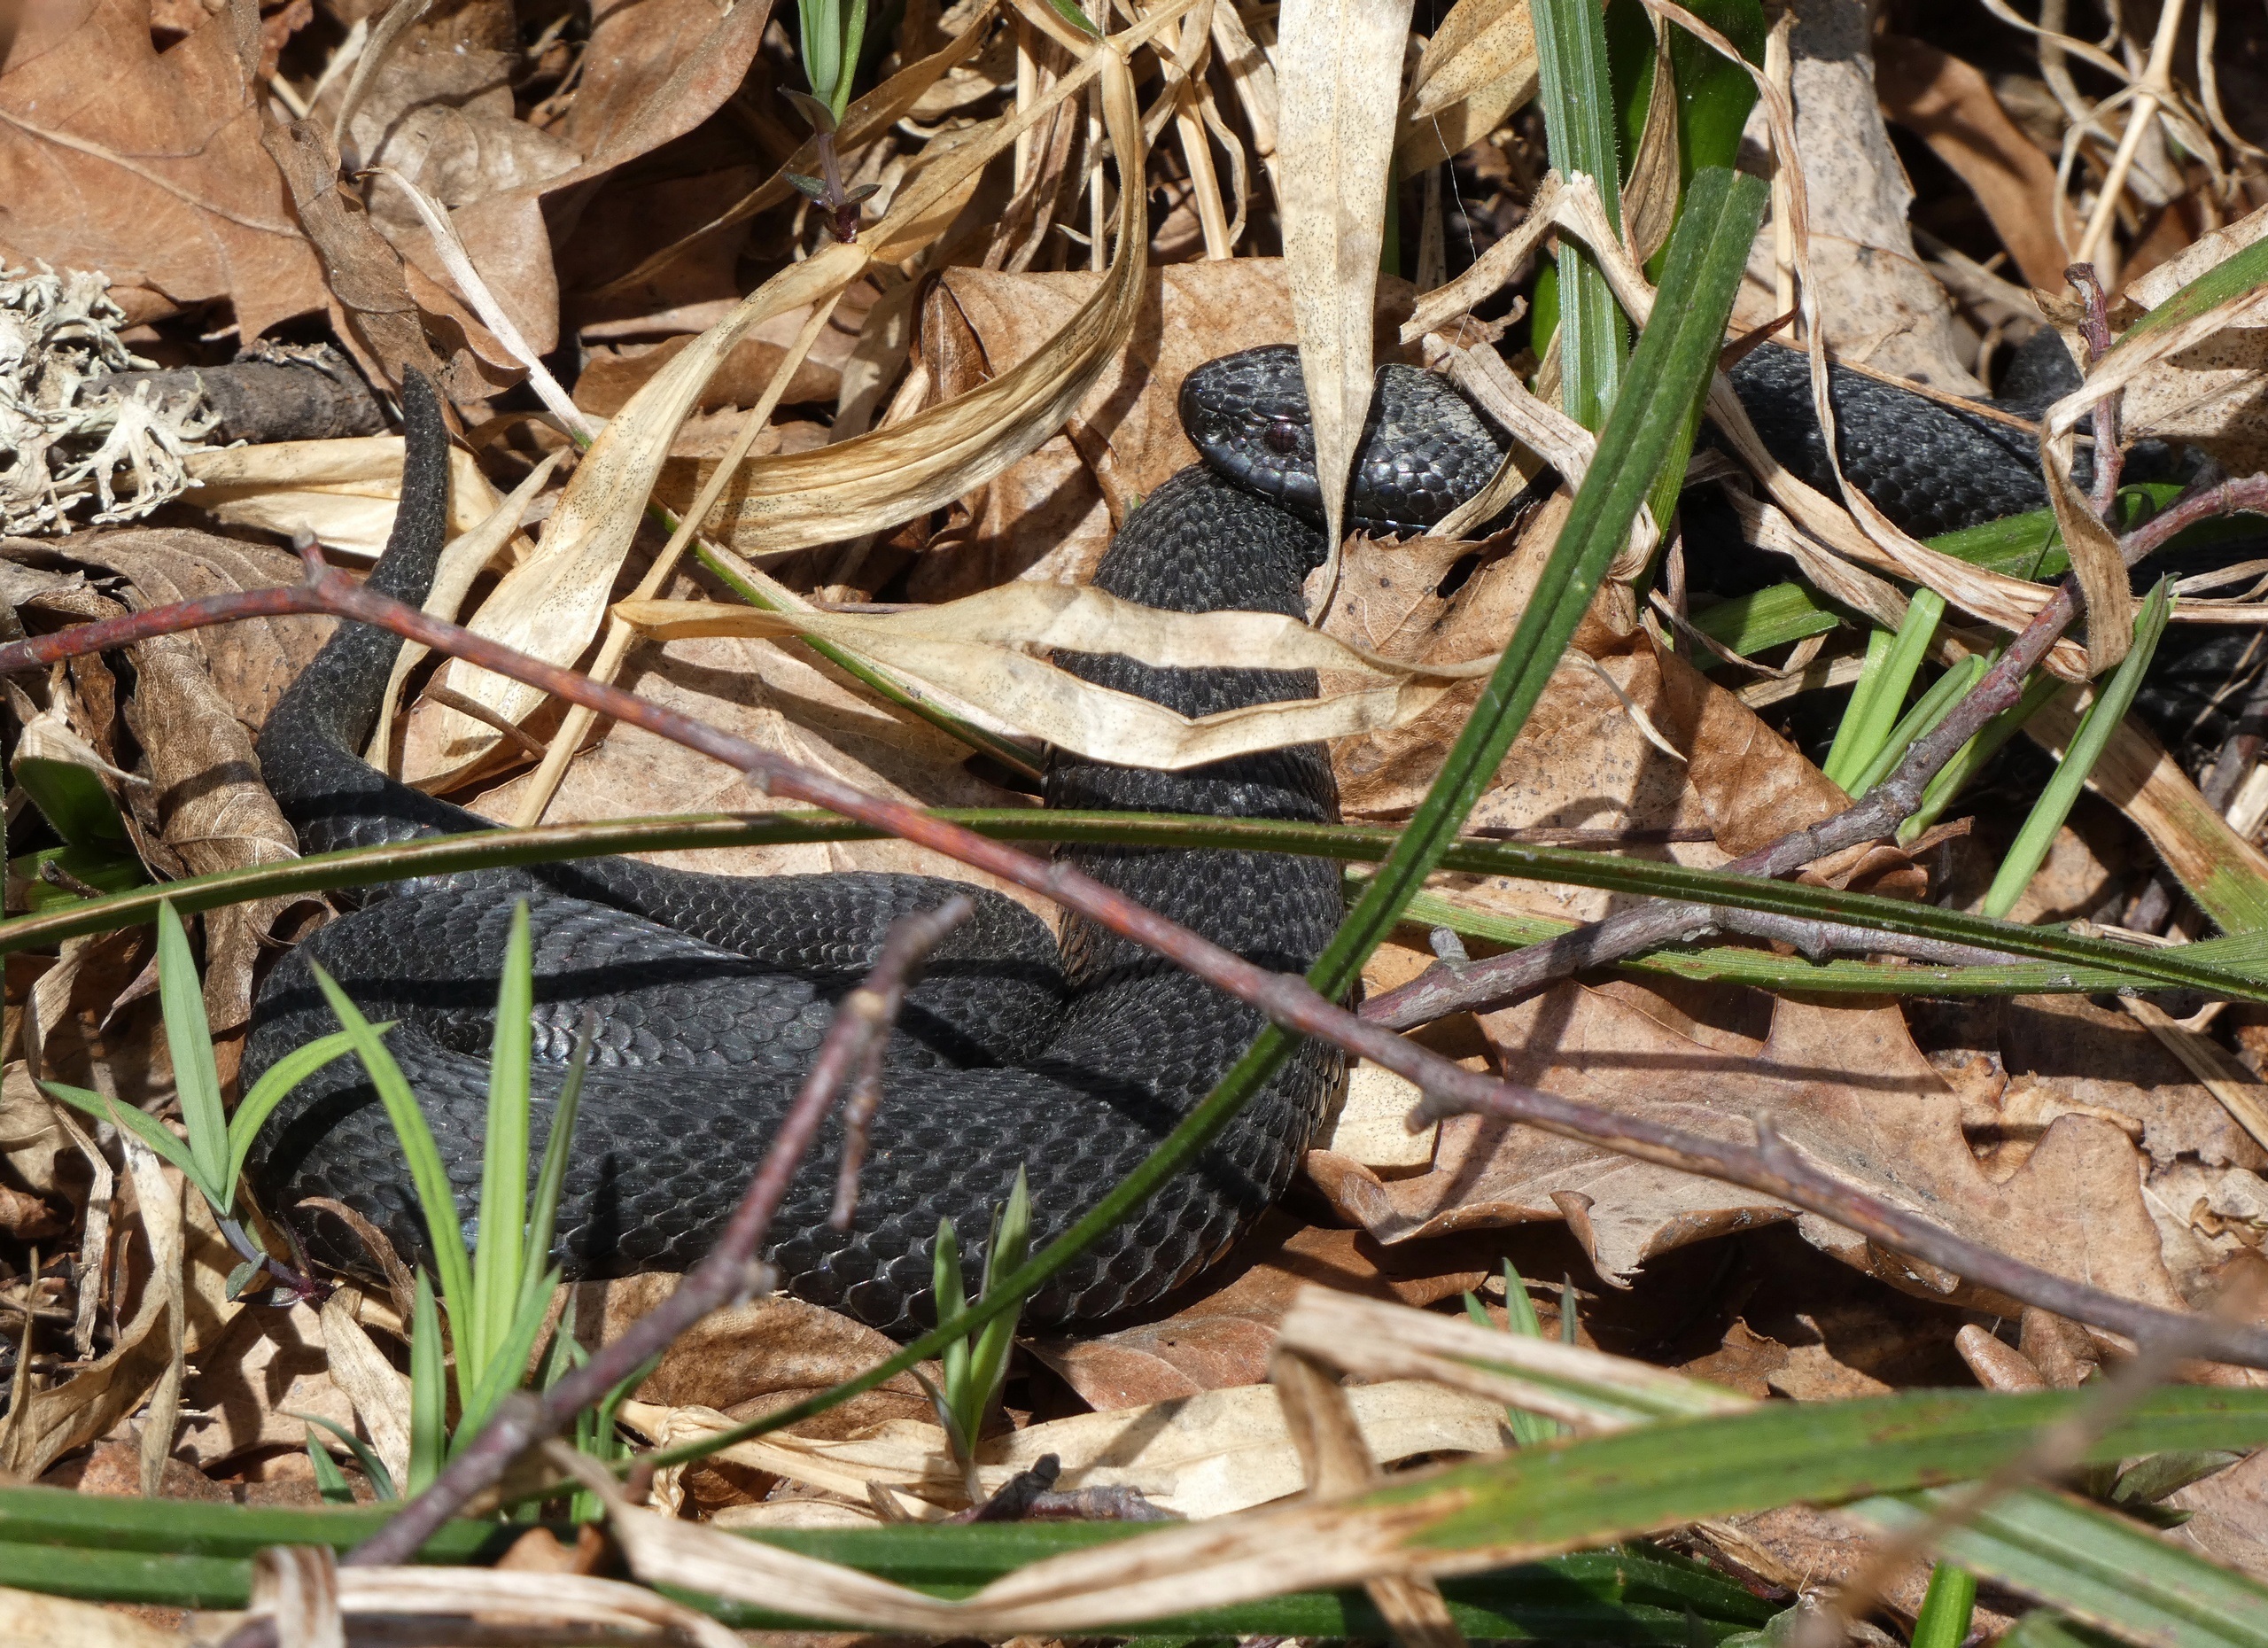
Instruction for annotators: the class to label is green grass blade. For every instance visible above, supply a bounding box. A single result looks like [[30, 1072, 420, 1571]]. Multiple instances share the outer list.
[[1854, 1486, 2268, 1648], [1821, 627, 1894, 787], [310, 963, 474, 1341], [42, 1083, 211, 1203], [13, 754, 131, 849], [1534, 0, 1629, 431], [408, 1268, 446, 1497], [302, 1427, 359, 1506], [1986, 579, 2173, 918], [1849, 649, 1986, 800], [153, 901, 228, 1197], [19, 809, 2268, 999], [1911, 1563, 1977, 1648], [457, 1265, 561, 1443], [1685, 581, 1842, 657], [293, 1412, 397, 1502], [1826, 588, 1943, 791], [225, 1028, 367, 1197], [470, 901, 535, 1391], [518, 1015, 593, 1328]]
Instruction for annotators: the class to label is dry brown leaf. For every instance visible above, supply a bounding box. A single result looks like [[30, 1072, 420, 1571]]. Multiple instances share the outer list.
[[0, 0, 326, 338], [567, 1274, 935, 1438], [178, 1299, 361, 1468], [2171, 1443, 2268, 1582], [441, 0, 773, 355], [612, 579, 1491, 768], [1315, 984, 2186, 1319], [0, 1586, 186, 1648], [1399, 0, 1537, 178], [1875, 35, 2069, 292], [50, 530, 333, 729], [260, 116, 451, 395], [120, 627, 302, 1031], [1029, 1215, 1492, 1410]]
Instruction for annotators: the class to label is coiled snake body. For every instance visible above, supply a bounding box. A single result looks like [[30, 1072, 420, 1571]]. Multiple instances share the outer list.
[[244, 340, 2065, 1336]]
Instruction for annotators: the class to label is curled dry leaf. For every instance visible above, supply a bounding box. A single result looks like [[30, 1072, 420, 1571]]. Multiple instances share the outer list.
[[186, 434, 506, 561], [614, 579, 1496, 769], [1399, 0, 1538, 178], [1276, 0, 1414, 553]]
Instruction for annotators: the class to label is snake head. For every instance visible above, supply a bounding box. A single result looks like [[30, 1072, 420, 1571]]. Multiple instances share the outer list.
[[1179, 344, 1508, 537]]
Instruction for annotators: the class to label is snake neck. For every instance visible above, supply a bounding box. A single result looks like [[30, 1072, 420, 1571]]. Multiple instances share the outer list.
[[255, 372, 482, 858]]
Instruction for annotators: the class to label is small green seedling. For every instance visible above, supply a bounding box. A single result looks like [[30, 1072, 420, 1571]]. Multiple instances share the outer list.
[[306, 902, 593, 1490], [922, 1165, 1033, 1496], [43, 899, 359, 1302], [1463, 1256, 1571, 1445]]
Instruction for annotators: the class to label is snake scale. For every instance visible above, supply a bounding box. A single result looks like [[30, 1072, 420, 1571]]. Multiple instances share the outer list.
[[243, 339, 2078, 1336]]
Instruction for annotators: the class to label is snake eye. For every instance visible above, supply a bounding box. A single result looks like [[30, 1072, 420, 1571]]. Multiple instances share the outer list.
[[1262, 418, 1301, 455]]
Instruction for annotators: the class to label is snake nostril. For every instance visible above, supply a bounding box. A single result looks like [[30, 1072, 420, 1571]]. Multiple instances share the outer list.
[[1262, 418, 1301, 456]]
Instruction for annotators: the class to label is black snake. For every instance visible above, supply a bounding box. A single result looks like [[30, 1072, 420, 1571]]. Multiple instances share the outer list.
[[243, 340, 2077, 1336]]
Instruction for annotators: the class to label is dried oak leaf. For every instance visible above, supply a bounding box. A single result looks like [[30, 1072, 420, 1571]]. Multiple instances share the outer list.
[[1314, 983, 2186, 1319], [447, 0, 773, 355], [53, 530, 321, 1030], [1027, 1213, 1491, 1411], [0, 0, 326, 338]]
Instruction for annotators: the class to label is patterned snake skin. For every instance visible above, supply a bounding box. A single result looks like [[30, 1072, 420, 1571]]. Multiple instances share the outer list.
[[243, 340, 2069, 1336]]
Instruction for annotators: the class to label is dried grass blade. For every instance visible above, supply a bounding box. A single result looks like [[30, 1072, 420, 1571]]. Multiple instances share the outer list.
[[1277, 0, 1416, 556]]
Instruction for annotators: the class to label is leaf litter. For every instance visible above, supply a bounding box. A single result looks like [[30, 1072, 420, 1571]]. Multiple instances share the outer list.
[[11, 0, 2268, 1641]]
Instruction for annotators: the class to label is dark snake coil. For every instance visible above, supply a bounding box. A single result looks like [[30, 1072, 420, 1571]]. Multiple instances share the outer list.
[[243, 340, 2071, 1337]]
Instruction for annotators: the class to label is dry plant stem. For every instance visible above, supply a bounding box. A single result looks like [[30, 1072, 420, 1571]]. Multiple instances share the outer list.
[[18, 540, 2268, 1569], [2067, 265, 2125, 518], [335, 895, 976, 1581]]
